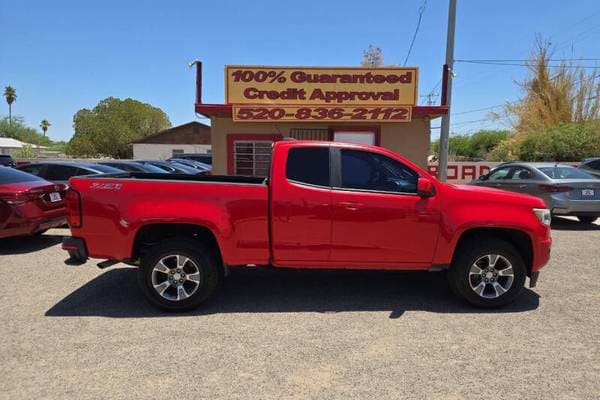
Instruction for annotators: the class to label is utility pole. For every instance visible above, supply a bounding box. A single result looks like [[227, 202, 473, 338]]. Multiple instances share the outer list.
[[438, 0, 457, 181]]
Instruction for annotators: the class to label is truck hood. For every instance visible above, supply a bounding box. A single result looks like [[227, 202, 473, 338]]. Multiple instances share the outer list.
[[445, 183, 547, 208]]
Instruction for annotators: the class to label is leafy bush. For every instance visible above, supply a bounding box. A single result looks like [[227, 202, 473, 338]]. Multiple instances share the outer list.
[[431, 130, 511, 160], [13, 144, 38, 159], [515, 122, 600, 161]]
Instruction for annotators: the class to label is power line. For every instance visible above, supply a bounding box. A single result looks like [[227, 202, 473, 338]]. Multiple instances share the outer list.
[[456, 58, 600, 62], [403, 0, 427, 66], [455, 60, 600, 68]]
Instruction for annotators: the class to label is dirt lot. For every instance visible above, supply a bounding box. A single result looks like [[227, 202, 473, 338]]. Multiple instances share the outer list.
[[0, 217, 599, 399]]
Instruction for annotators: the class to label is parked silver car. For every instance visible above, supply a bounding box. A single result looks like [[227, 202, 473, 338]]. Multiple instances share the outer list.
[[579, 157, 600, 178], [471, 162, 600, 223]]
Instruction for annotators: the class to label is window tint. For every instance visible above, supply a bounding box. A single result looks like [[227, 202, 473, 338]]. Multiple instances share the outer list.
[[18, 164, 45, 176], [539, 166, 595, 180], [0, 166, 45, 184], [510, 166, 534, 180], [286, 147, 330, 186], [488, 167, 511, 180], [43, 165, 80, 181], [588, 160, 600, 170], [339, 149, 417, 193]]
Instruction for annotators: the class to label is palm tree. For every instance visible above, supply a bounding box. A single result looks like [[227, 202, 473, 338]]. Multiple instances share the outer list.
[[3, 86, 17, 124], [40, 119, 51, 136]]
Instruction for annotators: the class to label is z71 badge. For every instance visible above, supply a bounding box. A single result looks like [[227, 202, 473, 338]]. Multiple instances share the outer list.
[[90, 182, 122, 190]]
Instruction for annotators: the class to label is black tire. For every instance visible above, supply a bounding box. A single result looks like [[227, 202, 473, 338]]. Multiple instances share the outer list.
[[138, 237, 221, 312], [448, 238, 526, 308], [577, 216, 598, 224]]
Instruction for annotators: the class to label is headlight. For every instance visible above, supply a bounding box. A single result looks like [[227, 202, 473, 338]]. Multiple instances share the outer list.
[[533, 208, 551, 225]]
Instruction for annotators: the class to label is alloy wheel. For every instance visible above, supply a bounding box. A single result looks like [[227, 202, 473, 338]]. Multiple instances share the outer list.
[[151, 254, 201, 301]]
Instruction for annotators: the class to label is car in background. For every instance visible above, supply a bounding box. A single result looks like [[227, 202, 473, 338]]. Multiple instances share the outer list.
[[16, 161, 123, 185], [133, 160, 202, 174], [0, 155, 16, 168], [0, 167, 67, 238], [167, 158, 211, 173], [168, 153, 212, 165], [97, 160, 169, 174], [471, 162, 600, 223], [579, 157, 600, 178]]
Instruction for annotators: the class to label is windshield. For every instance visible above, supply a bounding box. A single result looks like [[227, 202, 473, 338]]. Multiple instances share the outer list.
[[169, 162, 200, 174], [538, 166, 596, 180], [89, 164, 123, 173], [138, 163, 170, 173], [0, 166, 46, 184]]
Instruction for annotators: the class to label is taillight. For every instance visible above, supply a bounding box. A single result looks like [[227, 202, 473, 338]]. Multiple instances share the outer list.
[[0, 190, 42, 204], [539, 184, 573, 193], [65, 188, 82, 228]]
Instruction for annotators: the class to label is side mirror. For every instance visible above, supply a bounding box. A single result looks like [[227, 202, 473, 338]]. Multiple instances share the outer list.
[[478, 174, 488, 181], [417, 178, 435, 198]]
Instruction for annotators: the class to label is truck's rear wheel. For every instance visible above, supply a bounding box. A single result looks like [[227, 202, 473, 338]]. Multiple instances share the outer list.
[[138, 238, 221, 312], [448, 239, 526, 308]]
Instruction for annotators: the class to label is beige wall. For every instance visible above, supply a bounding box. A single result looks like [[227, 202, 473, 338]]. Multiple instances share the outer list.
[[210, 117, 432, 175], [133, 143, 211, 160]]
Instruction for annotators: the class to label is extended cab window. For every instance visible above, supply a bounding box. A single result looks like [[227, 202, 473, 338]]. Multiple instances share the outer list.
[[339, 149, 417, 194], [286, 147, 330, 186]]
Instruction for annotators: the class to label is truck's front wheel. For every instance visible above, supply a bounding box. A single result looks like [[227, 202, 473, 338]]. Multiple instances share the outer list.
[[448, 239, 527, 308], [138, 238, 221, 312]]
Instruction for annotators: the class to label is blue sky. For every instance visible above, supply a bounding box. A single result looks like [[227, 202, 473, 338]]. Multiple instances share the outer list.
[[1, 0, 599, 142]]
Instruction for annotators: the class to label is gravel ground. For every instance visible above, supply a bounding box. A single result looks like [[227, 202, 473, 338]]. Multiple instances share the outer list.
[[0, 217, 599, 399]]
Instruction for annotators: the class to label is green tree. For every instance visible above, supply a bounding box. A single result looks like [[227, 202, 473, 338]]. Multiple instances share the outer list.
[[3, 86, 17, 124], [0, 116, 53, 146], [494, 39, 600, 134], [67, 97, 171, 158], [40, 119, 51, 136], [431, 130, 511, 160]]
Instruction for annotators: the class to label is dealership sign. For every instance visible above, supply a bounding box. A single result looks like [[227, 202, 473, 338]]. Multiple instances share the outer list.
[[226, 65, 418, 122]]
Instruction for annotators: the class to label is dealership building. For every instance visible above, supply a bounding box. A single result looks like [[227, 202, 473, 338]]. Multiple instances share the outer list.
[[194, 64, 448, 176]]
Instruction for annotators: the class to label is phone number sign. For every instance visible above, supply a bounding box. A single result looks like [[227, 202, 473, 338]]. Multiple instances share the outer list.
[[233, 105, 412, 122], [226, 66, 418, 106]]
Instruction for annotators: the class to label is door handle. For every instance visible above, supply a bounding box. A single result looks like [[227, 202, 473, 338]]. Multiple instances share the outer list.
[[518, 184, 527, 188], [339, 201, 363, 211]]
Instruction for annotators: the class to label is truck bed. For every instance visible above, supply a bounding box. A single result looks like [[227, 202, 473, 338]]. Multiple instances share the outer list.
[[92, 172, 267, 185], [67, 172, 270, 264]]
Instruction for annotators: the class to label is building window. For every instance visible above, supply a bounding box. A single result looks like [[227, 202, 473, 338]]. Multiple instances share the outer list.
[[233, 140, 274, 176], [334, 131, 376, 145], [289, 128, 330, 141], [172, 149, 184, 156]]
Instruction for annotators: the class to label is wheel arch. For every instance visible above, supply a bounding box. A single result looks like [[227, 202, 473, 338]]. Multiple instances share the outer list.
[[131, 223, 223, 266], [451, 227, 533, 274]]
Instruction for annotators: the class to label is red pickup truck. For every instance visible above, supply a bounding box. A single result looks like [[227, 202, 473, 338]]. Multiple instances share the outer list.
[[62, 141, 552, 311]]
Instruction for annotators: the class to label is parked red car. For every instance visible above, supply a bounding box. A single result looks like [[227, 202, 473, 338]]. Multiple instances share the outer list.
[[0, 167, 67, 238], [63, 141, 552, 311]]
